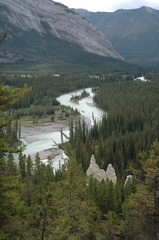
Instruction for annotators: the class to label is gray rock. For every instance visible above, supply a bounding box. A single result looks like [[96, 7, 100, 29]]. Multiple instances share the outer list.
[[86, 155, 117, 184], [0, 0, 123, 60], [106, 164, 117, 184], [124, 175, 133, 186], [86, 155, 107, 182]]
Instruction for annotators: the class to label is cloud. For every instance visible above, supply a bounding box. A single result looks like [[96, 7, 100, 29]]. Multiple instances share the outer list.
[[55, 0, 159, 12], [110, 0, 159, 10]]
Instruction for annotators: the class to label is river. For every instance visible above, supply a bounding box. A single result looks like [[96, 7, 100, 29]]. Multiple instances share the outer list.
[[21, 88, 104, 170], [56, 88, 104, 125]]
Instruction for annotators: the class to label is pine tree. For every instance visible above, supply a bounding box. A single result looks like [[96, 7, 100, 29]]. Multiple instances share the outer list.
[[0, 31, 31, 238], [122, 140, 159, 239], [49, 158, 100, 239]]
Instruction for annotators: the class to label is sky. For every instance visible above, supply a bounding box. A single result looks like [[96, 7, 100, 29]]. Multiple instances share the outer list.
[[55, 0, 159, 12]]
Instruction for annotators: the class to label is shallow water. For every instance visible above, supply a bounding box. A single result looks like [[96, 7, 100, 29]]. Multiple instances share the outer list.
[[57, 88, 104, 125], [22, 88, 105, 170]]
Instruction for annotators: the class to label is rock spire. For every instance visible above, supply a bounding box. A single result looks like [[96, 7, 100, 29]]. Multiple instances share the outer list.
[[86, 155, 117, 184]]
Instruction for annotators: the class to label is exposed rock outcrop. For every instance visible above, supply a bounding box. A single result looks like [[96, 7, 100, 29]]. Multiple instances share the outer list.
[[86, 155, 134, 186], [86, 155, 107, 182], [124, 175, 133, 186], [106, 164, 117, 184], [74, 7, 159, 66], [86, 155, 117, 183], [0, 0, 123, 62]]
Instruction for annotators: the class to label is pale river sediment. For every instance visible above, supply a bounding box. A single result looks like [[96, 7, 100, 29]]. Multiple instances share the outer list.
[[21, 88, 105, 171]]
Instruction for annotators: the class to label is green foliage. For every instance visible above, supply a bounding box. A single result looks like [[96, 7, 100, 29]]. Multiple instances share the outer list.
[[4, 74, 100, 119], [0, 82, 31, 155], [60, 74, 159, 178], [1, 42, 159, 239], [1, 123, 159, 239], [3, 26, 145, 73], [0, 45, 31, 237], [0, 83, 31, 110], [91, 77, 159, 177], [123, 140, 159, 239], [76, 7, 159, 66], [70, 89, 90, 101], [57, 74, 159, 238], [49, 159, 99, 239]]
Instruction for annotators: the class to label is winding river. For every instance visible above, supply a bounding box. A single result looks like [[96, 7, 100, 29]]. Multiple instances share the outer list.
[[56, 88, 104, 125], [21, 88, 105, 170]]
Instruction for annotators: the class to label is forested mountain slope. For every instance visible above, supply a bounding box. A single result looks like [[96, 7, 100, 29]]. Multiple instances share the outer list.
[[74, 6, 159, 66], [0, 0, 123, 66]]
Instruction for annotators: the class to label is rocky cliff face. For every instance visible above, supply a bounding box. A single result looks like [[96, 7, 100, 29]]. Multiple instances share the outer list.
[[74, 7, 159, 66], [0, 0, 123, 62]]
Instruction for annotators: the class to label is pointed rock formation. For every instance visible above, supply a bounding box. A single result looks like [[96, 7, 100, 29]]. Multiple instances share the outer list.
[[106, 164, 117, 184], [86, 155, 134, 186], [86, 155, 106, 182], [86, 155, 117, 184]]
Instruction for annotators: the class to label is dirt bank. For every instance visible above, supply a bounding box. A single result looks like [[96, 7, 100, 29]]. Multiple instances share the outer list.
[[21, 122, 67, 144], [20, 116, 90, 161], [21, 122, 68, 160]]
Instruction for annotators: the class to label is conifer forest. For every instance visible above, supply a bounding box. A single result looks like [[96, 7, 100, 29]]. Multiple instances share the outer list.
[[0, 31, 159, 240]]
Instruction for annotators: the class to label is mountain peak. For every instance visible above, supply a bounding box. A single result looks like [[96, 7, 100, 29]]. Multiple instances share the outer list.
[[0, 0, 123, 64], [74, 6, 159, 66], [140, 6, 155, 13]]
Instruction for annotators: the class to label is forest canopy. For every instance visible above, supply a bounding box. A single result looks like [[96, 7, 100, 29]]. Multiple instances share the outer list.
[[0, 29, 159, 238]]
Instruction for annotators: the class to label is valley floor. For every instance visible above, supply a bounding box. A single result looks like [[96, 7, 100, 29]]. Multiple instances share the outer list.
[[21, 122, 67, 160], [21, 122, 66, 144]]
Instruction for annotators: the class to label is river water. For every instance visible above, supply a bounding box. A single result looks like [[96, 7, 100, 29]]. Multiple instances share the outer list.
[[21, 88, 104, 170], [57, 88, 104, 125]]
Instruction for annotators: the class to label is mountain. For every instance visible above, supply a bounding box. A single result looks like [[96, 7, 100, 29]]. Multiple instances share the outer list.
[[74, 7, 159, 66], [0, 0, 123, 68]]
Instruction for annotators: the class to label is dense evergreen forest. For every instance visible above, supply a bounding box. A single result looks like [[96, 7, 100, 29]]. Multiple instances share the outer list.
[[3, 73, 101, 118], [1, 69, 159, 239], [67, 74, 159, 176]]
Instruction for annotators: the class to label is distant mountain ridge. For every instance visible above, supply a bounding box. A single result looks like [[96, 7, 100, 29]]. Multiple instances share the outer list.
[[0, 0, 123, 65], [73, 6, 159, 66]]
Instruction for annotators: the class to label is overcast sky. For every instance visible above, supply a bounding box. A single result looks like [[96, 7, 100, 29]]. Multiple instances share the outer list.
[[55, 0, 159, 12]]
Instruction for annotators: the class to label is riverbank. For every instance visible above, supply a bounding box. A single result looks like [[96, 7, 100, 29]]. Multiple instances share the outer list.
[[21, 122, 68, 160], [21, 122, 67, 144], [21, 88, 104, 165], [21, 116, 90, 161]]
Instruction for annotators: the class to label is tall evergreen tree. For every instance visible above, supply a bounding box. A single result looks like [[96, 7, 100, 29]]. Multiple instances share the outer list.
[[122, 140, 159, 239], [0, 31, 31, 238]]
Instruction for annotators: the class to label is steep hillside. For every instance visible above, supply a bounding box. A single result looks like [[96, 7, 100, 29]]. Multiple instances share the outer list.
[[0, 0, 123, 66], [74, 7, 159, 66]]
